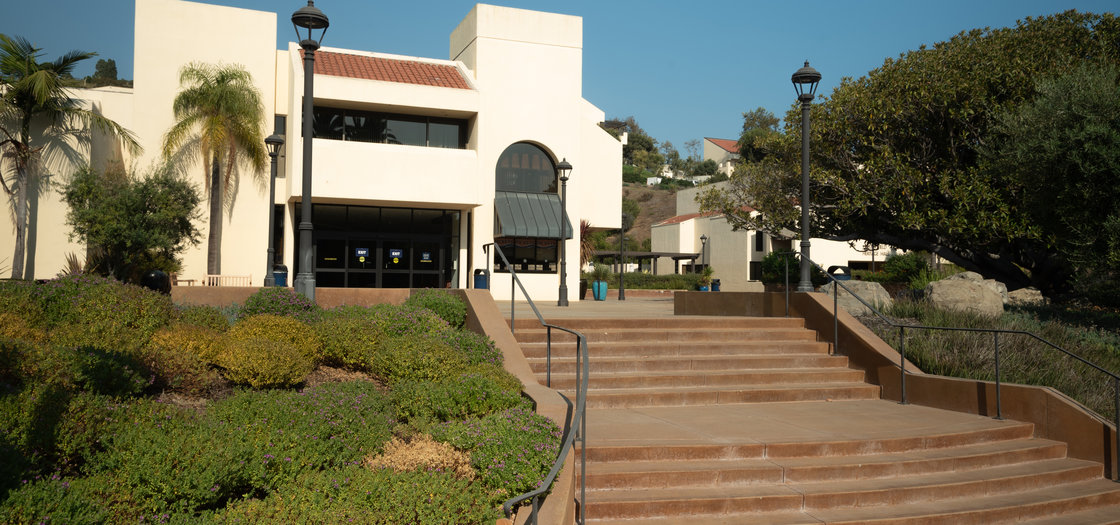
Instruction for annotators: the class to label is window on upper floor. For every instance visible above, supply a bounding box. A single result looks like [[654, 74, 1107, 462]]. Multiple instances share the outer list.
[[495, 142, 557, 194], [310, 106, 467, 149]]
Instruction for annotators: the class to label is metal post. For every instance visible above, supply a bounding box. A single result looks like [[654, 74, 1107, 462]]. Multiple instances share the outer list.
[[293, 43, 318, 300], [994, 332, 1002, 420], [899, 326, 908, 405], [832, 286, 838, 356], [1114, 376, 1119, 481], [558, 175, 569, 306], [618, 219, 626, 301], [546, 327, 552, 388], [784, 255, 790, 317], [263, 142, 280, 287], [797, 95, 813, 292]]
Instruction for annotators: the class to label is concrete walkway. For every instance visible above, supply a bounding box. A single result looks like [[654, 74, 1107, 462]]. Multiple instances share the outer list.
[[496, 291, 678, 320]]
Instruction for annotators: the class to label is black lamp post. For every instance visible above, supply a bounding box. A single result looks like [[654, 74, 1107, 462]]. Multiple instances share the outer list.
[[263, 133, 284, 287], [556, 158, 572, 306], [618, 212, 630, 301], [292, 0, 328, 300], [700, 234, 708, 268], [792, 60, 821, 293]]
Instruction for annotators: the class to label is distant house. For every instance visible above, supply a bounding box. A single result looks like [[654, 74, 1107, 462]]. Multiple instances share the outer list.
[[703, 137, 740, 176], [650, 182, 892, 291]]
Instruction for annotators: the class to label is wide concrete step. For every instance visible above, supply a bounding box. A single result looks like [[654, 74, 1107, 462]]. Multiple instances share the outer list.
[[586, 480, 1120, 523], [582, 417, 1037, 463], [510, 316, 808, 331], [529, 354, 849, 374], [584, 458, 1105, 520], [580, 439, 1068, 490], [575, 383, 882, 407], [540, 367, 867, 390], [513, 327, 819, 344], [518, 340, 832, 359]]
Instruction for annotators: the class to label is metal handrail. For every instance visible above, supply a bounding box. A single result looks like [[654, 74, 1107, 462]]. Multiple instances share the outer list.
[[486, 243, 589, 524], [778, 251, 1120, 481]]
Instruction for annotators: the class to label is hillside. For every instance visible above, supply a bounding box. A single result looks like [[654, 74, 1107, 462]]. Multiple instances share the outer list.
[[615, 183, 679, 247]]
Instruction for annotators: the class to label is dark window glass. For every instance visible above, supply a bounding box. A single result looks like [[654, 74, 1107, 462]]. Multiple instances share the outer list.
[[345, 111, 379, 142], [428, 121, 461, 149], [413, 241, 439, 271], [495, 143, 557, 193], [412, 273, 440, 288], [312, 107, 344, 140], [385, 117, 426, 146], [349, 272, 377, 288], [349, 241, 376, 270], [381, 208, 411, 233], [413, 209, 445, 235], [316, 271, 345, 287], [493, 237, 558, 274], [383, 245, 408, 270], [273, 115, 286, 136], [349, 206, 379, 230], [316, 238, 346, 269], [315, 205, 347, 231], [382, 273, 409, 288], [754, 232, 766, 252]]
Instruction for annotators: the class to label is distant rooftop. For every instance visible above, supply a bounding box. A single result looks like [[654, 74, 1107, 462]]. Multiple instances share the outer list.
[[316, 51, 472, 90], [706, 137, 739, 154]]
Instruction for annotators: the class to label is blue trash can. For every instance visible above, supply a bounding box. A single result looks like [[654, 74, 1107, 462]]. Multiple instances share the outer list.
[[473, 269, 489, 289], [272, 264, 288, 287], [712, 278, 721, 292]]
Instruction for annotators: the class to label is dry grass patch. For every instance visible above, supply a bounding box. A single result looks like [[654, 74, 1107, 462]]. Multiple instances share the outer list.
[[364, 434, 475, 480]]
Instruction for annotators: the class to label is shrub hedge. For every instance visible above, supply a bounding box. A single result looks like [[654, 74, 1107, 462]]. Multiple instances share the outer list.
[[404, 289, 467, 328]]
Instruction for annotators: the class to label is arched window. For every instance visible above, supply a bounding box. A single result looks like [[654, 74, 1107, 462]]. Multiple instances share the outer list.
[[495, 142, 557, 193]]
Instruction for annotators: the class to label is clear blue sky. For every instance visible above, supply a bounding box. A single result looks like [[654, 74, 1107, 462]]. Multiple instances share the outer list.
[[4, 0, 1116, 157]]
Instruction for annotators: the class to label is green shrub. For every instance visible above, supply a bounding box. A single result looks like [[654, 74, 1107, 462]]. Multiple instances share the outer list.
[[0, 476, 108, 525], [883, 251, 930, 283], [369, 303, 453, 338], [53, 393, 125, 475], [207, 381, 394, 489], [38, 274, 173, 356], [404, 289, 467, 329], [219, 314, 320, 389], [0, 311, 47, 344], [142, 326, 224, 396], [238, 287, 321, 323], [206, 466, 501, 524], [313, 315, 382, 371], [0, 280, 47, 333], [18, 344, 151, 398], [219, 337, 315, 389], [759, 251, 827, 286], [174, 304, 230, 332], [432, 407, 562, 505], [371, 334, 465, 385], [89, 399, 251, 517], [437, 329, 503, 366], [391, 372, 525, 425]]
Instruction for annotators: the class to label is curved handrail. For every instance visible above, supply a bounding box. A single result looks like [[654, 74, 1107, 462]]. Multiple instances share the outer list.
[[777, 251, 1120, 481], [486, 243, 589, 523]]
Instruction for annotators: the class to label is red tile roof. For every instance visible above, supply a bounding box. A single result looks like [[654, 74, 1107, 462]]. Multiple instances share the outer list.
[[315, 51, 472, 90], [653, 206, 756, 227], [706, 137, 739, 154]]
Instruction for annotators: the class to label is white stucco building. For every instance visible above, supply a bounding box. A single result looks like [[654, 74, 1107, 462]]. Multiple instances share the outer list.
[[703, 137, 739, 176], [651, 183, 892, 291], [2, 0, 622, 302]]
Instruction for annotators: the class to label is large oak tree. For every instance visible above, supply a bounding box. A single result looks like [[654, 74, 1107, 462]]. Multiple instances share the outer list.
[[701, 11, 1120, 297]]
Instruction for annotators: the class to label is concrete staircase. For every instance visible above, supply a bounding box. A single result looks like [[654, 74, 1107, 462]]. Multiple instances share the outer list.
[[509, 316, 1120, 524]]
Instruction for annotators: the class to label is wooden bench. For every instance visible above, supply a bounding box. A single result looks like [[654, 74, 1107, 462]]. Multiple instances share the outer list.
[[204, 274, 252, 287]]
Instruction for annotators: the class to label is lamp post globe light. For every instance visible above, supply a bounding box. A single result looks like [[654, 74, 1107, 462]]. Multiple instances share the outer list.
[[292, 0, 328, 300], [556, 158, 572, 306], [263, 133, 284, 287], [792, 61, 821, 293]]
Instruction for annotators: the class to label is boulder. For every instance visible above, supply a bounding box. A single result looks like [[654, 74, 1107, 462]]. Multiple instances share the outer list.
[[818, 280, 893, 317], [945, 271, 1008, 303], [1008, 287, 1048, 306], [926, 278, 1004, 317]]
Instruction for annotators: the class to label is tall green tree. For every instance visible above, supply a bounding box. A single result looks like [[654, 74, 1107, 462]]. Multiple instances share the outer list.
[[736, 107, 780, 163], [701, 11, 1120, 296], [0, 35, 141, 279], [162, 62, 267, 275], [61, 163, 202, 282]]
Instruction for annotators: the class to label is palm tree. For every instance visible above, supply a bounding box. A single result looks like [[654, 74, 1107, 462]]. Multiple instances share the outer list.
[[0, 34, 140, 279], [162, 62, 267, 275]]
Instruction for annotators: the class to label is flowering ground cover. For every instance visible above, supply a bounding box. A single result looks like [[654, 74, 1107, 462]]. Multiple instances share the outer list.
[[0, 277, 559, 523]]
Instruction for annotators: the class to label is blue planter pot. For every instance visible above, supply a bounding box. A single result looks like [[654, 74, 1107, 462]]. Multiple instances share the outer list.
[[698, 285, 710, 292], [592, 280, 608, 301]]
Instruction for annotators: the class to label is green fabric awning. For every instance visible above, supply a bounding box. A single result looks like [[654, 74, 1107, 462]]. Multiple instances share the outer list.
[[494, 191, 573, 239]]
